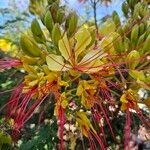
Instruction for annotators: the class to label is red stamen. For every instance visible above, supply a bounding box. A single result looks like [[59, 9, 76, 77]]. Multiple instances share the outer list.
[[124, 109, 131, 150], [92, 108, 107, 145], [90, 130, 105, 150], [136, 110, 150, 127], [0, 58, 22, 70], [97, 102, 115, 139], [4, 82, 56, 140], [88, 133, 97, 150], [58, 106, 66, 150]]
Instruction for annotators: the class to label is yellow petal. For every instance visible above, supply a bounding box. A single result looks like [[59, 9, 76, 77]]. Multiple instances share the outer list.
[[76, 111, 96, 134], [61, 99, 68, 109], [84, 81, 96, 90], [144, 98, 150, 108], [82, 126, 89, 137], [0, 39, 11, 52], [69, 70, 79, 77], [45, 72, 57, 82], [70, 136, 77, 150], [24, 74, 37, 81], [59, 80, 69, 87], [46, 54, 71, 71], [76, 117, 89, 137], [28, 79, 39, 87], [121, 103, 128, 111], [120, 93, 128, 103], [76, 83, 84, 96], [81, 93, 92, 109], [23, 64, 37, 74]]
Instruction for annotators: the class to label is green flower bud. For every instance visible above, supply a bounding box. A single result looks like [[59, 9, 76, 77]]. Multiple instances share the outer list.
[[52, 23, 62, 46], [131, 24, 139, 46], [112, 11, 121, 27], [31, 19, 46, 43], [56, 8, 65, 24], [44, 11, 54, 34], [65, 12, 78, 37], [20, 34, 42, 57]]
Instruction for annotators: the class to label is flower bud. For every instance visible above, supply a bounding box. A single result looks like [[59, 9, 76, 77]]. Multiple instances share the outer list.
[[20, 34, 41, 57], [112, 11, 121, 27], [122, 2, 129, 17], [65, 12, 78, 37], [131, 24, 139, 46], [44, 11, 54, 33], [31, 19, 46, 43], [52, 23, 62, 46], [56, 8, 65, 24]]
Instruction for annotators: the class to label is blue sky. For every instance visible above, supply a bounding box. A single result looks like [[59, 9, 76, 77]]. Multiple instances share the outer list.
[[0, 0, 8, 8], [65, 0, 124, 20], [0, 0, 124, 36], [0, 0, 124, 17], [0, 0, 29, 10]]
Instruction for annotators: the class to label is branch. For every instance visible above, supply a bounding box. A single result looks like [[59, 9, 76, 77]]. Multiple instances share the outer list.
[[90, 0, 99, 36]]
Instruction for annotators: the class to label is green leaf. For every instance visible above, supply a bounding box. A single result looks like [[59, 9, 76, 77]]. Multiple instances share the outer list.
[[74, 27, 91, 59], [58, 33, 72, 64], [0, 131, 12, 145], [127, 50, 140, 69], [46, 54, 71, 71], [99, 32, 120, 54], [99, 19, 116, 36], [79, 50, 104, 73], [129, 70, 145, 81]]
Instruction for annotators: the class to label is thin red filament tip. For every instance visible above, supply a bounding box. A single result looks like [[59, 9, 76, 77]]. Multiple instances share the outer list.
[[0, 58, 22, 70]]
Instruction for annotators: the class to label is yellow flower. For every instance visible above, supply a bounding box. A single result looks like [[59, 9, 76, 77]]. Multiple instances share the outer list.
[[58, 80, 69, 87], [76, 111, 96, 137], [23, 63, 58, 97], [0, 39, 11, 52], [61, 99, 68, 109], [76, 80, 97, 109], [120, 89, 138, 111], [55, 92, 68, 116]]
